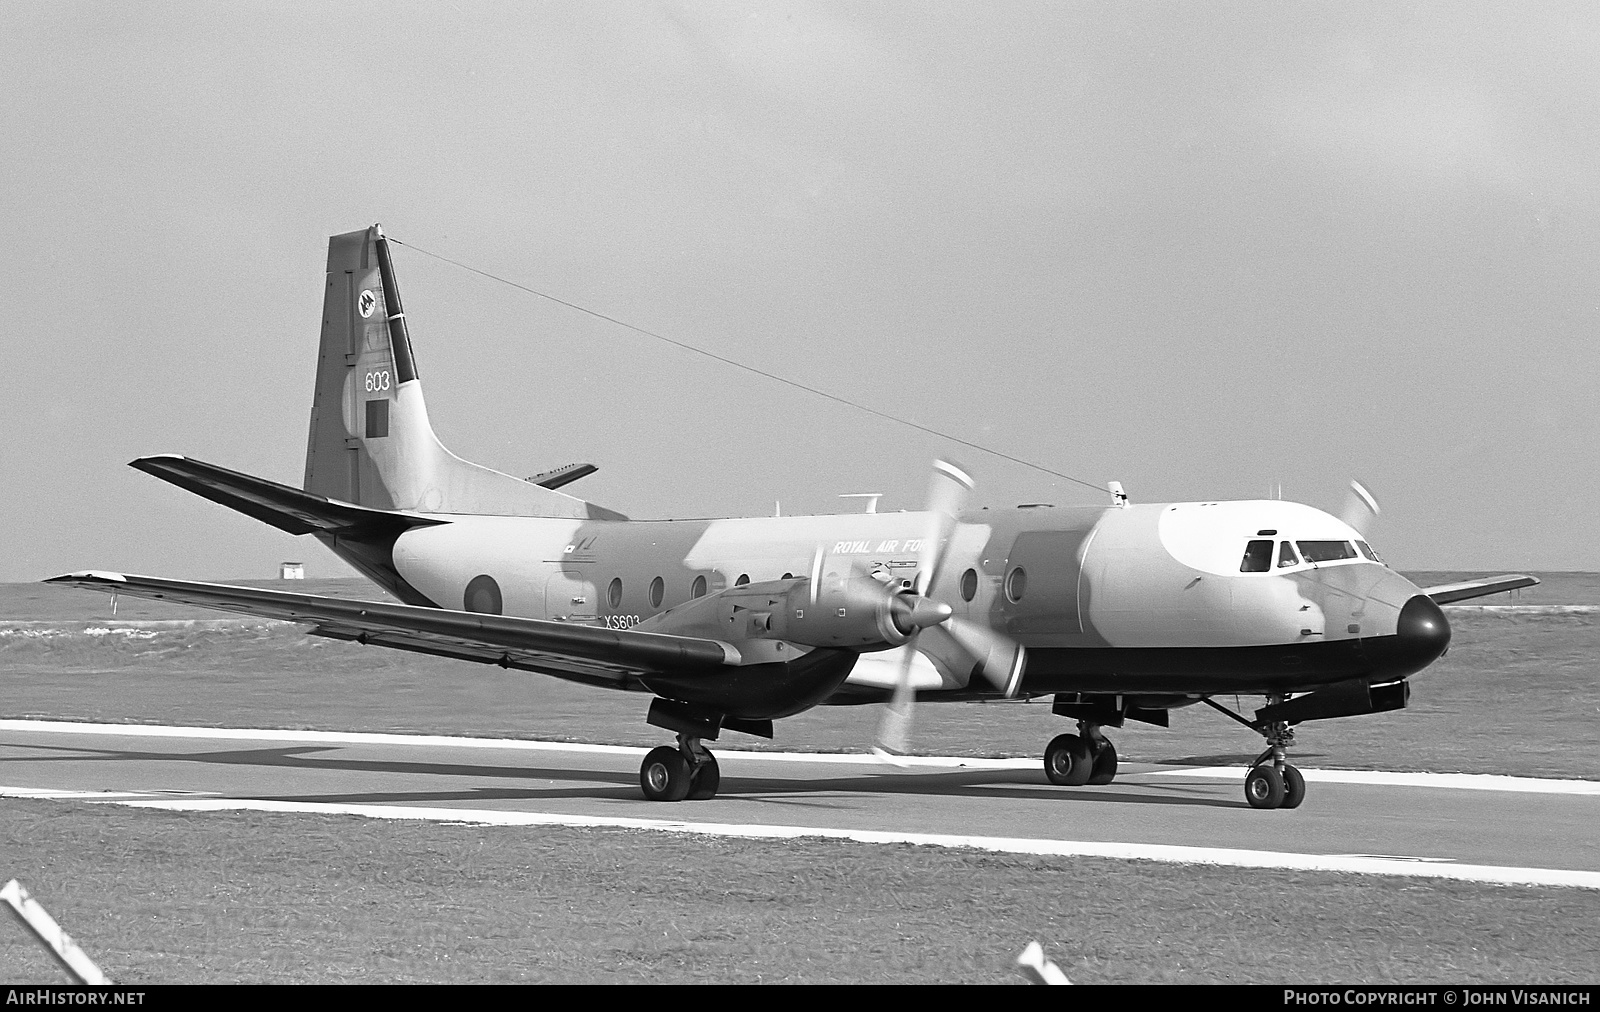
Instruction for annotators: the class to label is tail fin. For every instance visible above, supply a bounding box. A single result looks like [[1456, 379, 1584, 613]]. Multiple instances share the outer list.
[[303, 225, 623, 520]]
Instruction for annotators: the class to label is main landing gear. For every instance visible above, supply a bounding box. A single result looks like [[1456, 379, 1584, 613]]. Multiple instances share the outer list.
[[1202, 696, 1305, 810], [639, 733, 721, 802], [1044, 721, 1118, 787]]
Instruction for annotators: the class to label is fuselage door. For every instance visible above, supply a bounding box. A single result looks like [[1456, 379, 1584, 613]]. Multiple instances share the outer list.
[[545, 570, 597, 623], [1002, 529, 1092, 637]]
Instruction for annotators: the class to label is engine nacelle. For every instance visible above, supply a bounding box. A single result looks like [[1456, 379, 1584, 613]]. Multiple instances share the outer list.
[[636, 576, 928, 653], [765, 577, 915, 650]]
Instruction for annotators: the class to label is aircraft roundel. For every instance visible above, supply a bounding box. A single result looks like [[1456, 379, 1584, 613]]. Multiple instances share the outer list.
[[358, 290, 377, 318]]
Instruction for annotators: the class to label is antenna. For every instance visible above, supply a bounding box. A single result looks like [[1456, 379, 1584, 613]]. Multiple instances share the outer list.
[[839, 493, 883, 514]]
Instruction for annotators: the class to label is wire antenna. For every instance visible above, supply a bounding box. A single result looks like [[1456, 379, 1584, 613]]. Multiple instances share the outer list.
[[389, 236, 1106, 493]]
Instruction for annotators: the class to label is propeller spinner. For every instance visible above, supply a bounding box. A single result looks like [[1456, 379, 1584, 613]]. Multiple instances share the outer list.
[[875, 460, 1025, 757]]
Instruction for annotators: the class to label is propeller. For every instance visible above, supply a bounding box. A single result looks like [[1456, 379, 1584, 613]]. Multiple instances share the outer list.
[[874, 460, 1025, 758], [1338, 480, 1382, 539]]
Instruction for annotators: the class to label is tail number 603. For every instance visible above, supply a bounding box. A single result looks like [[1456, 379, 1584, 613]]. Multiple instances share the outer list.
[[365, 370, 392, 392]]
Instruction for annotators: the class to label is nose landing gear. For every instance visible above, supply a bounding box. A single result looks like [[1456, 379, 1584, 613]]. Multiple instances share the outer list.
[[1202, 696, 1306, 810]]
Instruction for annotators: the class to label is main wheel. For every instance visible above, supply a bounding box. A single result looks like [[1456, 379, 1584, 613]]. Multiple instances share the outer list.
[[686, 754, 721, 800], [1086, 740, 1118, 785], [1279, 763, 1306, 810], [1044, 734, 1094, 787], [640, 746, 692, 802], [1245, 764, 1286, 809]]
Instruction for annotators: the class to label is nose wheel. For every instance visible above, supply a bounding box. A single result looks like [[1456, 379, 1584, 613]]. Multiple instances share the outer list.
[[640, 733, 721, 802], [1201, 697, 1307, 810]]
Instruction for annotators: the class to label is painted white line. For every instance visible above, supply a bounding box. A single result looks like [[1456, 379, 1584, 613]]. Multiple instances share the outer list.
[[5, 719, 1598, 790], [13, 795, 1577, 891], [1149, 766, 1600, 795], [1443, 605, 1597, 614], [0, 787, 199, 801], [0, 719, 1031, 769], [0, 619, 281, 631]]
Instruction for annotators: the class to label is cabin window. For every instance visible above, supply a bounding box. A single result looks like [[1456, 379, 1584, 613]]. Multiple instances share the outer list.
[[735, 574, 750, 587], [960, 568, 978, 603], [464, 574, 501, 615], [1356, 541, 1385, 565], [607, 577, 622, 609], [782, 573, 794, 580], [1239, 539, 1273, 573], [691, 575, 707, 598], [649, 576, 664, 608], [1277, 541, 1299, 568], [1298, 540, 1357, 563], [1005, 567, 1027, 603]]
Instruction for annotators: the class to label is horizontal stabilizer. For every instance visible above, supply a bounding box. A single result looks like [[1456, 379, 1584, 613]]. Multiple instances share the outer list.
[[46, 571, 742, 688], [1421, 574, 1540, 605], [528, 463, 598, 490], [131, 454, 447, 537]]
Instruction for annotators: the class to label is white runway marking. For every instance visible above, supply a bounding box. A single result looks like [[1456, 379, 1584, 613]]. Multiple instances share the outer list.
[[1443, 604, 1598, 614], [3, 720, 1599, 890], [2, 790, 1591, 891], [1149, 766, 1600, 795], [3, 720, 1597, 791]]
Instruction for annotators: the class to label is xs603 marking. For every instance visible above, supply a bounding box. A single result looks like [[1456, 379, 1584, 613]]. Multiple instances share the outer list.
[[603, 614, 641, 630]]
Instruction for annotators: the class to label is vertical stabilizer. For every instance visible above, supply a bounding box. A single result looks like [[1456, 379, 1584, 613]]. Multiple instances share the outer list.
[[304, 225, 620, 519]]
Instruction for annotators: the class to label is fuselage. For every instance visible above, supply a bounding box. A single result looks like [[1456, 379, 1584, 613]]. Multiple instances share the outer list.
[[365, 497, 1449, 701]]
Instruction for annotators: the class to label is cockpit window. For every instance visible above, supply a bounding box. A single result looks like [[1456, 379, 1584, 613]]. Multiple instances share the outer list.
[[1356, 541, 1385, 565], [1297, 540, 1357, 563], [1240, 539, 1273, 573], [1277, 541, 1299, 568]]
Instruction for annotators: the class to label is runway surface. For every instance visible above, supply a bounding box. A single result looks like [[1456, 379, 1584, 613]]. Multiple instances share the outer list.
[[2, 719, 1597, 889]]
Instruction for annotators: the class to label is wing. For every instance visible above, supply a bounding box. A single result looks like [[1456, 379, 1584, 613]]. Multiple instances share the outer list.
[[1421, 574, 1540, 605], [46, 571, 740, 691]]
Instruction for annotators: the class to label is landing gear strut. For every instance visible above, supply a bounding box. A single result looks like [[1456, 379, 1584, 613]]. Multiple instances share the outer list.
[[1044, 721, 1118, 787], [640, 733, 721, 802], [1201, 696, 1305, 810]]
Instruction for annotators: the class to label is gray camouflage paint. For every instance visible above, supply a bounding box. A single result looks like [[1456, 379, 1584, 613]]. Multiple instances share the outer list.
[[309, 226, 1432, 701]]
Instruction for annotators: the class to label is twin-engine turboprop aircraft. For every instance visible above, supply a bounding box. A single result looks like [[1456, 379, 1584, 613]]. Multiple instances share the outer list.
[[51, 225, 1537, 809]]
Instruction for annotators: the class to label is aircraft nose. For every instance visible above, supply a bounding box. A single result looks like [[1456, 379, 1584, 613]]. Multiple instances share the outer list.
[[1396, 594, 1451, 666]]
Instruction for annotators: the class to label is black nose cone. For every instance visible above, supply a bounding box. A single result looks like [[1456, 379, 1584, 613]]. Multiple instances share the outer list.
[[1396, 594, 1451, 669]]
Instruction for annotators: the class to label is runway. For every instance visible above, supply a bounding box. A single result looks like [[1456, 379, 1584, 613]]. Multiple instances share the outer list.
[[2, 719, 1597, 889]]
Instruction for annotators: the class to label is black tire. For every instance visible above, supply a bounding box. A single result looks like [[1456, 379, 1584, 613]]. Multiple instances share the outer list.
[[1044, 734, 1093, 787], [1086, 740, 1118, 785], [640, 746, 691, 802], [1245, 764, 1286, 809], [1279, 763, 1306, 810], [686, 754, 721, 801]]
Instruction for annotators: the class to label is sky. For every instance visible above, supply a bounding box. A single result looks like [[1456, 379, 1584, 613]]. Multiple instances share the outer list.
[[3, 1, 1597, 581]]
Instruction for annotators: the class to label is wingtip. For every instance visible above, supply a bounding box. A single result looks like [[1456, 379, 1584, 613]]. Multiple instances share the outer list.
[[129, 453, 186, 469], [44, 570, 128, 584]]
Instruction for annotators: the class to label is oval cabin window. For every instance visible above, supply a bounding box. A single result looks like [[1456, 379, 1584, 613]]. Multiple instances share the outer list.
[[960, 568, 978, 603], [691, 575, 707, 598], [464, 575, 502, 615], [1005, 567, 1027, 603], [735, 574, 750, 587], [607, 577, 622, 609], [649, 576, 664, 608]]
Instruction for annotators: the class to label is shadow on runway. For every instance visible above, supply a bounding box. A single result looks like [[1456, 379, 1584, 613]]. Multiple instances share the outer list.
[[0, 739, 1242, 809], [1158, 752, 1333, 767]]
